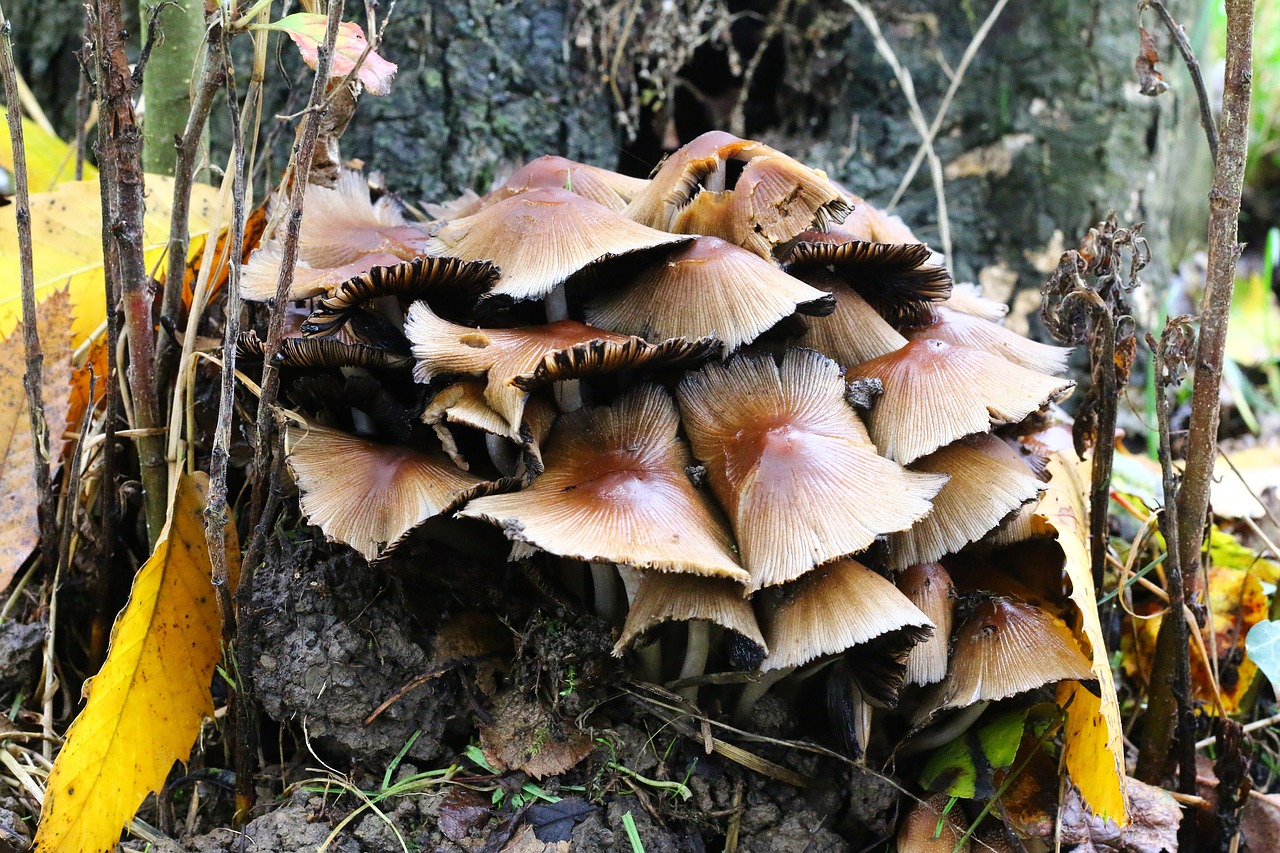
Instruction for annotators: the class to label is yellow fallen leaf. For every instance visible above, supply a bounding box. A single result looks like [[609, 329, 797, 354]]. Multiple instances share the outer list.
[[0, 176, 221, 346], [34, 473, 238, 853], [0, 113, 95, 191], [0, 289, 72, 592], [1043, 451, 1129, 826]]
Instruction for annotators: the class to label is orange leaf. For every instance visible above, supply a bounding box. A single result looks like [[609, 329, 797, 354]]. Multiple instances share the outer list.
[[33, 474, 238, 852], [1042, 451, 1129, 826], [263, 13, 398, 95], [0, 289, 72, 592]]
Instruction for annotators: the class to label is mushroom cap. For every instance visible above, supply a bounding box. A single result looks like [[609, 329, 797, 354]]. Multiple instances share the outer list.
[[922, 596, 1093, 718], [757, 558, 933, 672], [296, 170, 432, 268], [897, 563, 955, 687], [283, 418, 491, 561], [785, 240, 951, 325], [676, 347, 946, 591], [625, 131, 851, 257], [846, 338, 1075, 464], [480, 155, 650, 213], [458, 385, 749, 581], [237, 331, 413, 371], [241, 243, 406, 302], [790, 268, 907, 367], [426, 186, 691, 304], [944, 282, 1009, 321], [897, 795, 970, 853], [613, 573, 766, 657], [584, 236, 834, 352], [904, 304, 1073, 375], [302, 257, 500, 336], [422, 379, 556, 475], [887, 433, 1047, 570], [406, 300, 717, 433]]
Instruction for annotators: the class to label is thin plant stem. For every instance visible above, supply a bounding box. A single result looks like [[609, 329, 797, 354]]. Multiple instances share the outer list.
[[1174, 0, 1255, 597], [156, 25, 224, 394], [1143, 0, 1219, 164], [0, 5, 57, 572], [237, 0, 346, 819], [93, 0, 169, 545]]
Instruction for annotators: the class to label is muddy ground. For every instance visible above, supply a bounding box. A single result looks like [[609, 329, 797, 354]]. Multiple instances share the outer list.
[[125, 516, 892, 853]]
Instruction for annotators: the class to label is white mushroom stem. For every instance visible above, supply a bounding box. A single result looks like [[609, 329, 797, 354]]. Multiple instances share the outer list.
[[733, 666, 793, 726], [544, 282, 583, 411], [484, 433, 518, 477], [591, 561, 620, 624], [677, 620, 713, 702], [705, 160, 727, 193], [616, 566, 663, 680], [898, 701, 991, 757]]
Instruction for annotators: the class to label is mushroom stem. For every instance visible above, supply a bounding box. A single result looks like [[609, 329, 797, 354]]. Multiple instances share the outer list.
[[484, 432, 518, 477], [544, 282, 584, 412], [591, 561, 620, 624], [733, 666, 793, 726], [704, 160, 727, 193], [635, 639, 663, 683], [676, 620, 712, 702], [898, 701, 990, 757]]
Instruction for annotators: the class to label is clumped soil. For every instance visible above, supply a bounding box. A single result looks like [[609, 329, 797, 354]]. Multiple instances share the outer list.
[[146, 516, 885, 852]]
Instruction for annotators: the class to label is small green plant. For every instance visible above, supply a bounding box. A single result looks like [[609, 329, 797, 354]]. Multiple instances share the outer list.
[[621, 810, 647, 853]]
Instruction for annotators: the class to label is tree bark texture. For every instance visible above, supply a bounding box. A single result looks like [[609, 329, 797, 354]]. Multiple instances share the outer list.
[[9, 0, 1189, 309]]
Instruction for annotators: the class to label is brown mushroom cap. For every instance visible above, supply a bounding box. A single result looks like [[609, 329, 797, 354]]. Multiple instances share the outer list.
[[790, 268, 908, 367], [897, 563, 955, 687], [904, 304, 1072, 375], [406, 300, 716, 433], [302, 257, 500, 336], [584, 236, 833, 351], [241, 243, 406, 302], [676, 348, 946, 591], [897, 795, 970, 853], [625, 131, 851, 258], [459, 385, 749, 581], [296, 170, 432, 268], [426, 186, 690, 304], [846, 338, 1075, 464], [422, 379, 556, 476], [785, 240, 951, 325], [282, 418, 491, 561], [757, 558, 933, 672], [613, 574, 765, 657], [944, 282, 1009, 321], [236, 331, 413, 371], [921, 596, 1093, 718], [887, 433, 1047, 569], [479, 155, 650, 213]]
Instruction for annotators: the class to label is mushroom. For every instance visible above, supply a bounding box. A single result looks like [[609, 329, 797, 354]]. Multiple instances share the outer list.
[[886, 433, 1047, 570], [614, 573, 766, 700], [281, 417, 494, 562], [475, 155, 650, 213], [405, 300, 718, 434], [301, 257, 501, 337], [784, 240, 952, 325], [943, 282, 1009, 321], [676, 347, 946, 591], [845, 339, 1075, 464], [241, 244, 408, 302], [757, 558, 933, 674], [897, 563, 955, 687], [422, 379, 556, 478], [624, 130, 851, 258], [738, 557, 933, 732], [896, 795, 970, 853], [296, 169, 433, 268], [236, 330, 413, 371], [914, 595, 1093, 724], [457, 384, 750, 582], [584, 236, 834, 351], [789, 268, 908, 367], [903, 304, 1073, 375], [425, 186, 690, 306]]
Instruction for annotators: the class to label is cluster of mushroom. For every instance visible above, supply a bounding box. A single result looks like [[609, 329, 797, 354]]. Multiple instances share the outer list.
[[240, 130, 1095, 758]]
